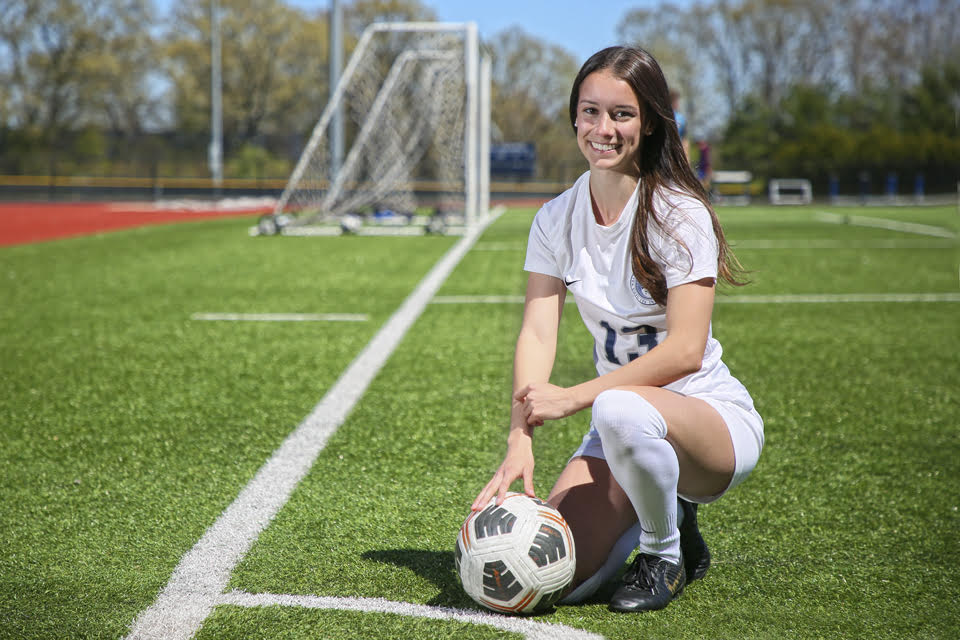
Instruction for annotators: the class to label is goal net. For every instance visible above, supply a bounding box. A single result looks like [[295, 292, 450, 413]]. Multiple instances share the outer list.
[[261, 22, 490, 236]]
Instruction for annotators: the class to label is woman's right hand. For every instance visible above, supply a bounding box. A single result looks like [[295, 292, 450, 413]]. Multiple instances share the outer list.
[[470, 432, 536, 511]]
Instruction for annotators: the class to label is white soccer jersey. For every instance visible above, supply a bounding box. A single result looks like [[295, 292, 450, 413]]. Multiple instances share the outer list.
[[524, 171, 756, 411]]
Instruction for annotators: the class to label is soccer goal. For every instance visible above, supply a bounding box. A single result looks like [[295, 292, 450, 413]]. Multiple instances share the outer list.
[[259, 22, 491, 236], [769, 179, 813, 205]]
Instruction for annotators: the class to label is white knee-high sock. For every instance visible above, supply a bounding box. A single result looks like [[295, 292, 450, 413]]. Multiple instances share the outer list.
[[592, 389, 680, 564]]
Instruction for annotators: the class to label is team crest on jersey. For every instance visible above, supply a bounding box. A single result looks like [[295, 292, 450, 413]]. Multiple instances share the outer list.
[[630, 275, 656, 306]]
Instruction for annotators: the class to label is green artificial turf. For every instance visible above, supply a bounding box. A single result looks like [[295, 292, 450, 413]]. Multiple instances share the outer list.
[[1, 206, 958, 639]]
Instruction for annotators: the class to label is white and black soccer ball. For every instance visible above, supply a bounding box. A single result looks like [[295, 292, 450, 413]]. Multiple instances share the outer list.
[[339, 213, 363, 234], [455, 493, 576, 614], [255, 213, 293, 236]]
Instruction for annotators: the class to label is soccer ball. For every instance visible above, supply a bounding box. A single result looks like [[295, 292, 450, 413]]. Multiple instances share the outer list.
[[455, 493, 576, 614], [339, 213, 363, 234]]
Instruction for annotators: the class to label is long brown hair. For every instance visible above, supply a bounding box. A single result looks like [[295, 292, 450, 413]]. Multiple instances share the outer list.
[[569, 46, 746, 305]]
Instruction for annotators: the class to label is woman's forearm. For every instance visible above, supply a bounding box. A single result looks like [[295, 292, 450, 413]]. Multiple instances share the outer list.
[[568, 334, 703, 411], [510, 328, 558, 431]]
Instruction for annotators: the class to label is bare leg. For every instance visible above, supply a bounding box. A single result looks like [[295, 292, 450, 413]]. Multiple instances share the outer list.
[[547, 455, 637, 584], [614, 385, 735, 499], [545, 386, 735, 600]]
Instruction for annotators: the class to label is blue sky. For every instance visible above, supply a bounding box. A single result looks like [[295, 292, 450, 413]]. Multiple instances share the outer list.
[[400, 0, 669, 63], [158, 1, 677, 65]]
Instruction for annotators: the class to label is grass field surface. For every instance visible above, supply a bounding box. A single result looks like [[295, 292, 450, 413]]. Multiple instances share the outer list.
[[1, 204, 958, 639]]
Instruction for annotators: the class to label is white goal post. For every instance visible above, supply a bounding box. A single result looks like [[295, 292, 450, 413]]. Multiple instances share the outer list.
[[261, 22, 491, 236]]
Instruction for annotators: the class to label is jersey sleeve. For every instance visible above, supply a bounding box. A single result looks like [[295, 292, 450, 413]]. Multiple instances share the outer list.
[[523, 206, 563, 279], [654, 198, 719, 289]]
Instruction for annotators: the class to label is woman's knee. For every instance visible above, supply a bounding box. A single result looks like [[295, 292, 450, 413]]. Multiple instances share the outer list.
[[591, 388, 668, 444]]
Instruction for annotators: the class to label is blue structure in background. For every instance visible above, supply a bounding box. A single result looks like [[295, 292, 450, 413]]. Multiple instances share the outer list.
[[886, 172, 898, 198], [490, 143, 536, 179]]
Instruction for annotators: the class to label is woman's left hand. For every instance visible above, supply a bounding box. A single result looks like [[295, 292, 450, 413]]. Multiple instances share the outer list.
[[513, 383, 579, 426]]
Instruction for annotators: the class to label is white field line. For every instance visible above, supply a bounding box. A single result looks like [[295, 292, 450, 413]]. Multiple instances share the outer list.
[[433, 295, 530, 304], [716, 293, 960, 304], [126, 209, 595, 640], [815, 211, 957, 238], [431, 293, 960, 305], [733, 239, 956, 249], [471, 242, 525, 251], [474, 239, 958, 252], [191, 312, 369, 322], [218, 591, 604, 640]]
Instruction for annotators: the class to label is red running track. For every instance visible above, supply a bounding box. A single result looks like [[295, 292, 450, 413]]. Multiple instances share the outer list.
[[0, 198, 556, 247], [0, 201, 270, 247]]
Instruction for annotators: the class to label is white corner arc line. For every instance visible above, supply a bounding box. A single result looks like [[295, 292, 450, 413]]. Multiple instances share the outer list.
[[125, 211, 517, 640], [218, 591, 605, 640], [191, 312, 369, 322], [815, 211, 957, 238]]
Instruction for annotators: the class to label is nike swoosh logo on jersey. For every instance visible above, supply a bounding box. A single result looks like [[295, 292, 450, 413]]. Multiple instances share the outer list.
[[563, 277, 581, 287]]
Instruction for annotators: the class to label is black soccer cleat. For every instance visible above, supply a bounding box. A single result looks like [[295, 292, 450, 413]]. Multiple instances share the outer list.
[[608, 552, 686, 613], [678, 499, 711, 581]]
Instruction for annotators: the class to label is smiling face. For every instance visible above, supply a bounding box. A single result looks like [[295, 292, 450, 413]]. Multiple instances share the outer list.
[[574, 69, 647, 176]]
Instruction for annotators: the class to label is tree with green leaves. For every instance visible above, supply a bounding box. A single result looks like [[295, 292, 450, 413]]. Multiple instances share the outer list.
[[0, 0, 159, 173], [164, 0, 329, 152], [618, 0, 960, 192], [487, 27, 582, 181], [343, 0, 436, 37], [161, 0, 441, 178]]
